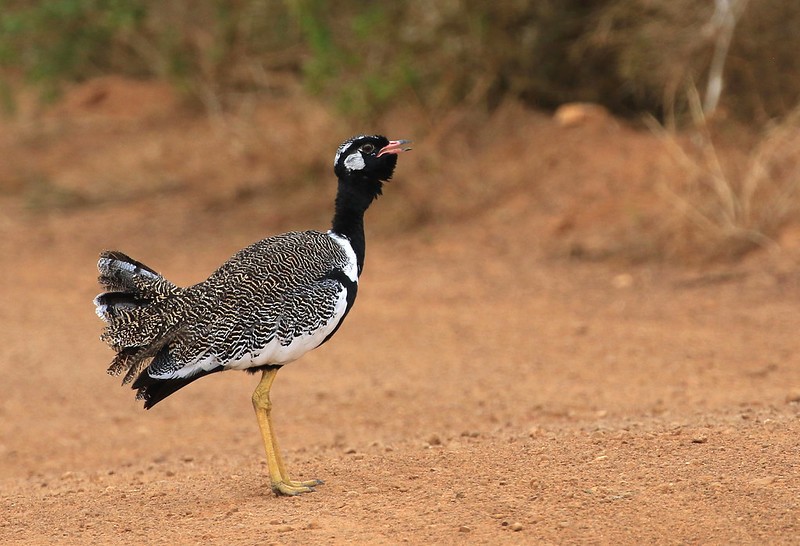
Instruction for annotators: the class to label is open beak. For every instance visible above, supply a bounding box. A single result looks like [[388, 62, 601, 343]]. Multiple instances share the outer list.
[[377, 139, 412, 157]]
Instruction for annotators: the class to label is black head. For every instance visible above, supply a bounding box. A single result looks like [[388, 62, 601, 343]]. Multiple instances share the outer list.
[[330, 135, 412, 270], [333, 135, 411, 185]]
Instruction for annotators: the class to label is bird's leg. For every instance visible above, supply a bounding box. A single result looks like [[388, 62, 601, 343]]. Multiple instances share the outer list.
[[252, 367, 322, 495], [267, 407, 324, 490]]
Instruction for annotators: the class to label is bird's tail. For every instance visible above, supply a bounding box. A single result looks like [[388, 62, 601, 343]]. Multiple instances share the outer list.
[[94, 251, 184, 386]]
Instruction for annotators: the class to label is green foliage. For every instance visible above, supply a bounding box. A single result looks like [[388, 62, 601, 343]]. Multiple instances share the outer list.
[[0, 0, 798, 121], [287, 0, 338, 93], [285, 0, 415, 118], [0, 0, 146, 101]]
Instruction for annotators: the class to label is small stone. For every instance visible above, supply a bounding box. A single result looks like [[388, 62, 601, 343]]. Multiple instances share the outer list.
[[656, 483, 674, 493], [750, 476, 775, 486], [573, 323, 589, 336], [785, 389, 800, 403], [277, 525, 294, 533], [612, 273, 633, 289], [458, 525, 471, 533], [344, 447, 357, 454], [365, 486, 380, 494], [510, 522, 524, 532], [691, 436, 708, 444], [428, 434, 442, 446], [554, 102, 612, 128]]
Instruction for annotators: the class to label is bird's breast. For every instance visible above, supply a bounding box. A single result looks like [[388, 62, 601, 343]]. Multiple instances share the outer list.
[[326, 231, 359, 282]]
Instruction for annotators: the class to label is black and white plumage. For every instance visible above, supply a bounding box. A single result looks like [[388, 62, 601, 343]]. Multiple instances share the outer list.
[[94, 135, 410, 495], [96, 231, 357, 405]]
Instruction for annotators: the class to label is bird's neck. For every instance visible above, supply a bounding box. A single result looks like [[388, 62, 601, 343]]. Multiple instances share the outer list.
[[330, 179, 377, 274]]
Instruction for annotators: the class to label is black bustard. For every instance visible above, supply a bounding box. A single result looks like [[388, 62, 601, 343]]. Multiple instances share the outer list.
[[94, 135, 410, 495]]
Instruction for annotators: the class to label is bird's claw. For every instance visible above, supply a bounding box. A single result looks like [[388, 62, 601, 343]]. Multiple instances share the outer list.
[[272, 478, 324, 496]]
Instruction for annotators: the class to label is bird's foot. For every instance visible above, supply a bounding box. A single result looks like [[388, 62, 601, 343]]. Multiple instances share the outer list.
[[271, 478, 324, 496]]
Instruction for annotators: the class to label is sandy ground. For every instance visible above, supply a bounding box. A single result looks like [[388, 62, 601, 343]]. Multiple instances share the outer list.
[[1, 78, 799, 544]]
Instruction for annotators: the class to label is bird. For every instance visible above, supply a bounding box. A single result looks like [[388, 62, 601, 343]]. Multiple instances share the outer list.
[[94, 135, 411, 496]]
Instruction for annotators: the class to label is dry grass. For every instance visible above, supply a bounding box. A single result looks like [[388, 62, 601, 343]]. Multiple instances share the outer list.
[[4, 1, 800, 124], [649, 90, 800, 260]]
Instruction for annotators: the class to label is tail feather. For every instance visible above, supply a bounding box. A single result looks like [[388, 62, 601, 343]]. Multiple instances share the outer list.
[[97, 250, 180, 302], [98, 250, 161, 286], [94, 292, 150, 324], [107, 346, 144, 377], [95, 250, 182, 342], [106, 326, 184, 385], [95, 250, 188, 402]]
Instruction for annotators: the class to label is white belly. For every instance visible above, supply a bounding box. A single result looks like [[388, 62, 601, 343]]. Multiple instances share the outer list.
[[157, 287, 350, 380], [227, 287, 348, 369]]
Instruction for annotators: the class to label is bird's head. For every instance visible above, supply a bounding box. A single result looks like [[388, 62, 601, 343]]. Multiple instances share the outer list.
[[333, 135, 411, 194]]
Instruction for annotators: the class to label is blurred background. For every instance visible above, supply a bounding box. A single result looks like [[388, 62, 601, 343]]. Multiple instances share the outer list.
[[2, 3, 800, 542], [1, 0, 799, 262], [2, 0, 799, 122]]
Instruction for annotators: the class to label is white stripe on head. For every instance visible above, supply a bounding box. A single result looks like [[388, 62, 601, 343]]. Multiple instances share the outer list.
[[333, 134, 371, 167], [343, 152, 366, 171]]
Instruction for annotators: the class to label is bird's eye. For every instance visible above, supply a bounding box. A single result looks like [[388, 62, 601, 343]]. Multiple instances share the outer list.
[[359, 143, 375, 154]]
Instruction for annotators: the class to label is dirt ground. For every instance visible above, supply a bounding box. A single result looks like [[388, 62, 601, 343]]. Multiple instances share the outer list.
[[1, 78, 799, 544]]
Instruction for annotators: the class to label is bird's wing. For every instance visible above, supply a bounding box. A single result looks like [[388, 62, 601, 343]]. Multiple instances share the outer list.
[[146, 231, 355, 379]]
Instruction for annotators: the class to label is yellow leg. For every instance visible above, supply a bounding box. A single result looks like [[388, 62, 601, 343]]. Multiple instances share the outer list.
[[252, 368, 323, 495]]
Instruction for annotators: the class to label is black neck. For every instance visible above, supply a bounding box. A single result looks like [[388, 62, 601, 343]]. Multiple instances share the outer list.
[[331, 179, 378, 274]]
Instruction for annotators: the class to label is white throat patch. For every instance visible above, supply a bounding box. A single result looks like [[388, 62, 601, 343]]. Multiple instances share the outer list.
[[343, 152, 366, 171]]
